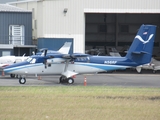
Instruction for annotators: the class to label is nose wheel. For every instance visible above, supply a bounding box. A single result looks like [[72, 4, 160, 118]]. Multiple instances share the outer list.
[[59, 76, 74, 84], [19, 77, 26, 84]]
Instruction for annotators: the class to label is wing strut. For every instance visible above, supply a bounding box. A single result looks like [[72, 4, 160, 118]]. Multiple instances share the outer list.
[[61, 60, 78, 78], [64, 60, 70, 72]]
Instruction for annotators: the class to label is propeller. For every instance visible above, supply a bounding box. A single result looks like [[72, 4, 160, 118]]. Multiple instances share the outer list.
[[32, 48, 38, 55], [35, 48, 38, 55], [39, 48, 48, 56], [44, 49, 47, 56]]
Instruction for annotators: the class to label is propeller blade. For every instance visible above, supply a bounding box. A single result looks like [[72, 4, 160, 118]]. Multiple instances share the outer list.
[[35, 48, 38, 55], [44, 49, 47, 56]]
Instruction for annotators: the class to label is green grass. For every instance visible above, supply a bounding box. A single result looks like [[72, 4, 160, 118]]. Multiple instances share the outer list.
[[0, 86, 160, 120]]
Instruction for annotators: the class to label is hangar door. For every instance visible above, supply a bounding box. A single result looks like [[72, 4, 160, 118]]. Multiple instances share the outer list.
[[85, 13, 160, 56]]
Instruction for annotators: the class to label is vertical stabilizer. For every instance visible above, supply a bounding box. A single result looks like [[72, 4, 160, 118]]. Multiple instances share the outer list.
[[126, 25, 156, 65]]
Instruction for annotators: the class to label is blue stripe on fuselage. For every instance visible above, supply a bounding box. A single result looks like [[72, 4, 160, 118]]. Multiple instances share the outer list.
[[88, 56, 137, 66], [3, 61, 43, 73], [74, 56, 138, 71], [75, 62, 128, 71]]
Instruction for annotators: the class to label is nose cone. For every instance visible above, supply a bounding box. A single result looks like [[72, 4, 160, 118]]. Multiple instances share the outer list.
[[3, 61, 29, 73]]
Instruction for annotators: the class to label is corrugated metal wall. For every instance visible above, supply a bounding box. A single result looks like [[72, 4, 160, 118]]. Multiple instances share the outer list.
[[0, 12, 32, 45]]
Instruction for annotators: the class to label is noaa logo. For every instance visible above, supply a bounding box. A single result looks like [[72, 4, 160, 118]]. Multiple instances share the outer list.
[[104, 61, 117, 64], [135, 34, 154, 44]]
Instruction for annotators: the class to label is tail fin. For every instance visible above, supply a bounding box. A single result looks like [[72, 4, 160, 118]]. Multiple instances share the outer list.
[[126, 24, 156, 65], [58, 42, 72, 54]]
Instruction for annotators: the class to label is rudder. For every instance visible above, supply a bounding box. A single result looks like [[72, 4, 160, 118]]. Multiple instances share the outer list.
[[126, 24, 156, 65]]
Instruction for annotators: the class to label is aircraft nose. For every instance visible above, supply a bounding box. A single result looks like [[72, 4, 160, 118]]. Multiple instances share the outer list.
[[3, 67, 9, 72]]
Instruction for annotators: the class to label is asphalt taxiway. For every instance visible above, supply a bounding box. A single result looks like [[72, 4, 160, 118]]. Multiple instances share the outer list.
[[0, 71, 160, 87]]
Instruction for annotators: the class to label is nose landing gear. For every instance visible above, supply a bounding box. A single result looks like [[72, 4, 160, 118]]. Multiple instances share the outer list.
[[19, 77, 26, 84]]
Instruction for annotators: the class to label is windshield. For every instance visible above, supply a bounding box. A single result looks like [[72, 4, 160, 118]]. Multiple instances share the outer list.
[[26, 57, 32, 62], [26, 57, 36, 64]]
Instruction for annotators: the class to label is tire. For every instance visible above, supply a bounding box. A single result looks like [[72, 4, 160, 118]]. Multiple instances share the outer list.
[[67, 77, 74, 84], [59, 76, 67, 83], [10, 74, 15, 78], [19, 78, 26, 84], [59, 76, 63, 83]]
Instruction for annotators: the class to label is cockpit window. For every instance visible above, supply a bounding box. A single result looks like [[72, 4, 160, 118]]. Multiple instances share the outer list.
[[26, 57, 36, 64], [30, 58, 36, 64], [26, 57, 32, 62]]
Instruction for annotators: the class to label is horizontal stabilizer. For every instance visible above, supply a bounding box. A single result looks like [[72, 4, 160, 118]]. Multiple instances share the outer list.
[[61, 70, 78, 78], [132, 51, 148, 55]]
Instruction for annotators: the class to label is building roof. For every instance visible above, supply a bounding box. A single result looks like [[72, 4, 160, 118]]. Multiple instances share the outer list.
[[0, 4, 31, 12], [7, 0, 40, 4]]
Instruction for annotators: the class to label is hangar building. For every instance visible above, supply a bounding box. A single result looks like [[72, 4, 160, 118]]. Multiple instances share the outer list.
[[8, 0, 160, 56], [0, 4, 36, 56]]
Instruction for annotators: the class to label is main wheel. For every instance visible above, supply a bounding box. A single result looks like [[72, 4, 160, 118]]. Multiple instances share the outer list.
[[67, 77, 74, 84], [19, 78, 26, 84], [59, 76, 63, 83], [59, 76, 67, 83]]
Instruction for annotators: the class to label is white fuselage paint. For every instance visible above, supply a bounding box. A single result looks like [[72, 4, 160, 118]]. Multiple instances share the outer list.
[[5, 62, 128, 75]]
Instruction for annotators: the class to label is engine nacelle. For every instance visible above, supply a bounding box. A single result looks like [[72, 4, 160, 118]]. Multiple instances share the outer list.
[[47, 58, 66, 63]]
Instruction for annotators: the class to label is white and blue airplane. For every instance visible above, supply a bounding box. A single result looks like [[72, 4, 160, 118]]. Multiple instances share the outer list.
[[3, 25, 157, 84], [0, 42, 72, 68], [1, 42, 71, 78]]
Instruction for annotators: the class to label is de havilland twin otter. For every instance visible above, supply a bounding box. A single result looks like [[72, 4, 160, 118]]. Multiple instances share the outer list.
[[3, 25, 157, 84], [0, 42, 72, 78]]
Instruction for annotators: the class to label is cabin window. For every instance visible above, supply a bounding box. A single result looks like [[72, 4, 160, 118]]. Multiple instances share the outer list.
[[26, 57, 32, 62]]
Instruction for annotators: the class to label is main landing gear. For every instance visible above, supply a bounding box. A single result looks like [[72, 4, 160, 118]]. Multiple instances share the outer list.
[[10, 74, 15, 78], [59, 76, 74, 84]]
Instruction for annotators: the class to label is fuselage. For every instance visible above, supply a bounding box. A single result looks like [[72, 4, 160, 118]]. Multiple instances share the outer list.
[[3, 56, 138, 75]]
